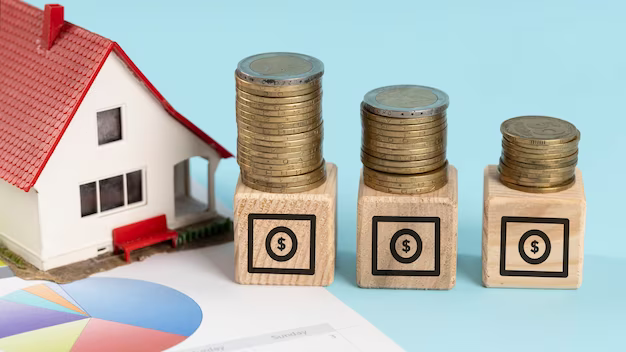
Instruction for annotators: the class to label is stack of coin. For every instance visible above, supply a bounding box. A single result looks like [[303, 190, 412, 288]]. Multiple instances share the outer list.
[[499, 116, 580, 193], [235, 52, 326, 193], [361, 85, 450, 194]]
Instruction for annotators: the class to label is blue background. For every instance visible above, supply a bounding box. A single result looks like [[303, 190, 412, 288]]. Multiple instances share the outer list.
[[27, 0, 626, 350]]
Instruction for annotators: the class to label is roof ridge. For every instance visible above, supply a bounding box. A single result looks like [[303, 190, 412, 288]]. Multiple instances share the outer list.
[[0, 0, 231, 192]]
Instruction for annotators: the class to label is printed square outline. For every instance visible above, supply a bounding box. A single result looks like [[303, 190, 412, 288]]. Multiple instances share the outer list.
[[372, 216, 441, 276], [248, 213, 316, 275], [500, 216, 569, 278]]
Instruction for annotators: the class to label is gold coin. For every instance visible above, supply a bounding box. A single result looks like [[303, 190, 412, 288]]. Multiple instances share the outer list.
[[236, 85, 319, 98], [361, 115, 447, 132], [238, 159, 323, 176], [361, 147, 445, 161], [501, 116, 579, 146], [364, 174, 447, 189], [500, 154, 577, 169], [242, 163, 326, 184], [237, 140, 320, 155], [362, 158, 446, 175], [501, 143, 578, 159], [363, 175, 448, 189], [363, 162, 448, 183], [499, 173, 575, 188], [237, 109, 321, 123], [237, 142, 321, 158], [499, 157, 576, 174], [502, 150, 578, 165], [236, 113, 321, 129], [363, 128, 446, 144], [235, 74, 321, 93], [238, 154, 322, 170], [502, 136, 579, 153], [238, 154, 322, 171], [361, 150, 446, 168], [363, 134, 446, 150], [236, 101, 321, 117], [243, 174, 325, 189], [242, 168, 326, 187], [238, 134, 322, 148], [237, 148, 321, 165], [361, 104, 446, 125], [236, 88, 322, 104], [242, 175, 327, 194], [499, 176, 576, 193], [239, 123, 322, 142], [236, 94, 321, 111], [236, 78, 321, 98], [363, 142, 446, 155], [499, 173, 574, 188], [363, 177, 448, 194], [237, 118, 320, 135], [498, 162, 575, 179], [237, 147, 321, 163], [238, 123, 322, 141], [363, 121, 447, 137]]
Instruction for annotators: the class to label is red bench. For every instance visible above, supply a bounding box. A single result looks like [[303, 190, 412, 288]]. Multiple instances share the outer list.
[[113, 215, 178, 262]]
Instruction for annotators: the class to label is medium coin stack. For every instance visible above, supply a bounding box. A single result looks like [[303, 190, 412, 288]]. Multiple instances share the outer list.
[[361, 85, 450, 194], [235, 52, 326, 193], [499, 116, 580, 193]]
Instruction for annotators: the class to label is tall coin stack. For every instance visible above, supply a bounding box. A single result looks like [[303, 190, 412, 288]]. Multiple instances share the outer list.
[[499, 116, 580, 193], [235, 53, 326, 193], [361, 85, 450, 194]]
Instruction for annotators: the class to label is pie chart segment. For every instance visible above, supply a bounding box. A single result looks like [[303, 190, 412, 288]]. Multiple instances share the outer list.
[[0, 319, 89, 352], [71, 318, 187, 352], [23, 284, 88, 315], [0, 300, 87, 339], [47, 283, 89, 313], [62, 277, 202, 336], [1, 289, 87, 316]]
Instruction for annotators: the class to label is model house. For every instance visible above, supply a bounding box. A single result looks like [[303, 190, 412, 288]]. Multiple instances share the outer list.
[[0, 0, 233, 270]]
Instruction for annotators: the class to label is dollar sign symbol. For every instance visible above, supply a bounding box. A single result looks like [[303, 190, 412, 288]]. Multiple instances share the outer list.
[[402, 239, 411, 253], [277, 237, 286, 251], [530, 240, 539, 254]]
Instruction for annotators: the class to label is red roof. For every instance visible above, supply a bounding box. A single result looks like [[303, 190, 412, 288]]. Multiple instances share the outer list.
[[0, 0, 232, 192]]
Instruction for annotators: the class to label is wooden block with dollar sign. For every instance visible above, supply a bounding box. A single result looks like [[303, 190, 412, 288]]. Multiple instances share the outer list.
[[356, 166, 458, 290], [234, 163, 337, 286], [482, 165, 586, 289]]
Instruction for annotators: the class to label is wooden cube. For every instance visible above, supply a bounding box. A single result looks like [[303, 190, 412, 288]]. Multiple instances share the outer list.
[[482, 165, 586, 289], [234, 163, 337, 286], [356, 165, 458, 290]]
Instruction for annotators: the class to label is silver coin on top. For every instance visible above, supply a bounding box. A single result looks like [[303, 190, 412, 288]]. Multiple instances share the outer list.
[[236, 52, 324, 86], [363, 85, 449, 118]]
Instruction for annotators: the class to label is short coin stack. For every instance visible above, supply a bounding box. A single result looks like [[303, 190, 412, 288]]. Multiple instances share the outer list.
[[361, 85, 450, 194], [499, 116, 580, 193], [235, 52, 326, 193]]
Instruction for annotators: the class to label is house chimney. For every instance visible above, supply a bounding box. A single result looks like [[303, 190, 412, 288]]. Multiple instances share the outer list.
[[42, 4, 64, 50]]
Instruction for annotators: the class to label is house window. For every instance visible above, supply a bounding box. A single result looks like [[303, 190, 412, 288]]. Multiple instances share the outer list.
[[99, 175, 124, 211], [78, 169, 145, 217], [97, 107, 122, 145], [80, 182, 97, 217], [126, 170, 143, 204]]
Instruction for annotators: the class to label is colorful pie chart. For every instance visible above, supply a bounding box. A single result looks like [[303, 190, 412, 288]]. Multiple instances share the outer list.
[[0, 277, 202, 352]]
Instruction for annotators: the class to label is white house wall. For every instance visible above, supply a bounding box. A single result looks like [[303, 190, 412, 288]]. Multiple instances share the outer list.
[[34, 52, 220, 270], [0, 179, 43, 268]]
